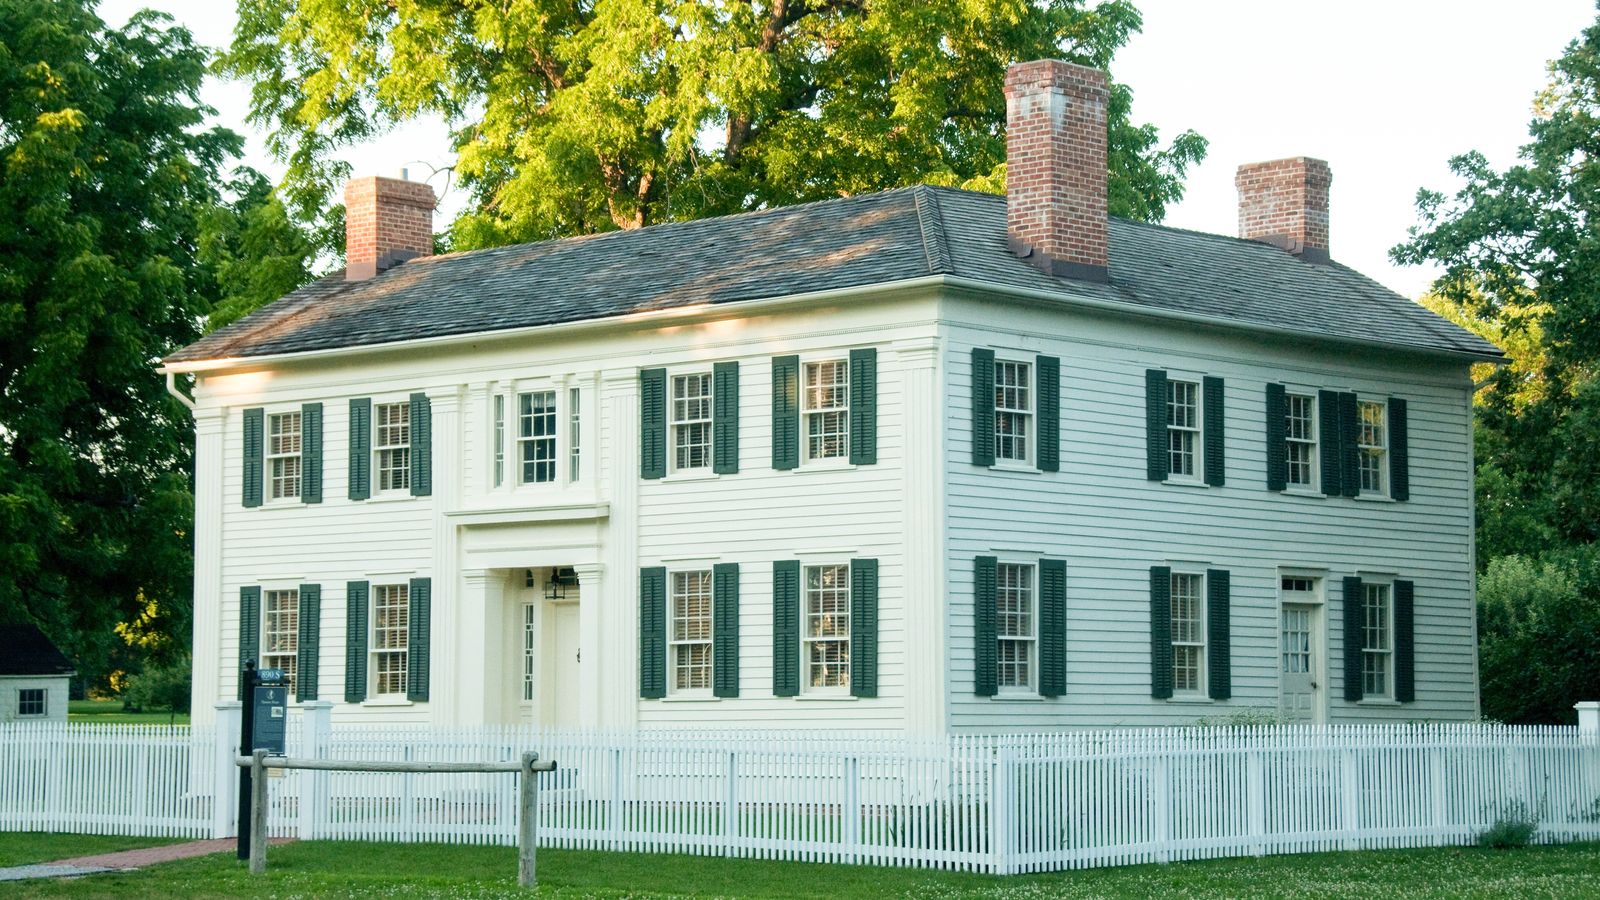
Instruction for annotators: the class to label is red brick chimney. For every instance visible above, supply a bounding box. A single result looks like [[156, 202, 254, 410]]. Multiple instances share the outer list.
[[1235, 157, 1332, 263], [1004, 59, 1110, 283], [345, 174, 437, 281]]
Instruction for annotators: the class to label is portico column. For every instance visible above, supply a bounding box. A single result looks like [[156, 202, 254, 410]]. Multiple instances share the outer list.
[[572, 562, 604, 728], [458, 569, 506, 725]]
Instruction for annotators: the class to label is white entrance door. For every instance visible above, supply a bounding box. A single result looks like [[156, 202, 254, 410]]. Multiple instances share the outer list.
[[543, 602, 581, 728], [1279, 602, 1320, 722]]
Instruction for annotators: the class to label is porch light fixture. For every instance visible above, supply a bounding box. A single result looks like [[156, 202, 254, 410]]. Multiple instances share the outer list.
[[545, 567, 578, 600]]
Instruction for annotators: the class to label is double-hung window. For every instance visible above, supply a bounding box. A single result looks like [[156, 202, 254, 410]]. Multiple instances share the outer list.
[[16, 688, 45, 717], [671, 374, 713, 472], [994, 361, 1033, 464], [374, 402, 411, 492], [493, 394, 506, 488], [1358, 400, 1389, 495], [804, 563, 851, 690], [371, 583, 410, 697], [569, 388, 581, 481], [1166, 380, 1200, 479], [518, 390, 558, 484], [803, 361, 849, 462], [267, 412, 302, 500], [996, 563, 1037, 691], [1170, 572, 1206, 695], [1362, 582, 1393, 698], [261, 588, 299, 694], [1286, 393, 1317, 488], [669, 570, 713, 693]]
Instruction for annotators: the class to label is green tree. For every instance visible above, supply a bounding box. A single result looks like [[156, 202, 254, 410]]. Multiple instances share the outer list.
[[221, 0, 1206, 249], [198, 167, 322, 332], [0, 0, 242, 686], [1476, 549, 1600, 724]]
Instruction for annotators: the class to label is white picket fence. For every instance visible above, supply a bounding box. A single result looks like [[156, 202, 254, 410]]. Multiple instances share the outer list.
[[3, 718, 1598, 873]]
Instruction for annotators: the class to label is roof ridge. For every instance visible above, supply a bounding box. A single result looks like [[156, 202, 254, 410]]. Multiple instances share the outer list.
[[914, 186, 953, 275]]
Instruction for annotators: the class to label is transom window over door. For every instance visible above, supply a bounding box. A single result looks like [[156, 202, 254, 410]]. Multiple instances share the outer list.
[[371, 584, 409, 696], [261, 588, 299, 693], [1170, 572, 1205, 694], [1166, 380, 1199, 479], [803, 361, 849, 461], [374, 402, 411, 492], [804, 563, 850, 689], [669, 570, 713, 692], [994, 361, 1033, 464], [671, 374, 713, 471], [267, 412, 302, 500], [1358, 400, 1389, 495], [1285, 393, 1317, 487], [518, 390, 557, 484], [1362, 583, 1393, 698], [996, 563, 1036, 690]]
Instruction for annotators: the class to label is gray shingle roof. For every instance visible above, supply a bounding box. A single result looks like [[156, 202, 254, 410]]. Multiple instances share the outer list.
[[165, 186, 1501, 365], [0, 625, 75, 676]]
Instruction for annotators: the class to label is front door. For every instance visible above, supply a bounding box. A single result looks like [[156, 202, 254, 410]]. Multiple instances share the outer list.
[[543, 602, 581, 728], [1279, 602, 1320, 722]]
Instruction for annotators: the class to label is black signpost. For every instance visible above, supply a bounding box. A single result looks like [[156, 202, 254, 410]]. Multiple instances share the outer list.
[[237, 661, 289, 860]]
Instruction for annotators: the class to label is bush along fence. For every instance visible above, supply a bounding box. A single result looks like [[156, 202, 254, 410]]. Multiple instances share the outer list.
[[2, 709, 1599, 873]]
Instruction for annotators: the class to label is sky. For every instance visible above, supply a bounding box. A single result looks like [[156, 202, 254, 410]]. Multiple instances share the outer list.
[[99, 0, 1597, 299]]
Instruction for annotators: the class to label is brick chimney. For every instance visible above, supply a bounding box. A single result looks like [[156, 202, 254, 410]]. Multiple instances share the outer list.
[[1004, 59, 1110, 283], [344, 174, 436, 281], [1235, 157, 1332, 264]]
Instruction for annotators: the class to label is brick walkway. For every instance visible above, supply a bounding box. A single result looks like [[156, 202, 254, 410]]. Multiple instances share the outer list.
[[0, 837, 291, 882]]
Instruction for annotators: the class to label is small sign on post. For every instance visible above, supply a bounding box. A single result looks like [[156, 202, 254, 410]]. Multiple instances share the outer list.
[[237, 663, 288, 861]]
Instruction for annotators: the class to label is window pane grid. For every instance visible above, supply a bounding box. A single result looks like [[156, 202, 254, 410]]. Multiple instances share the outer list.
[[1358, 401, 1388, 494], [1363, 583, 1392, 697], [267, 412, 302, 500], [1286, 393, 1316, 486], [1170, 573, 1205, 693], [994, 361, 1032, 463], [262, 588, 299, 693], [569, 388, 581, 481], [671, 374, 713, 471], [374, 402, 411, 492], [1166, 381, 1198, 477], [522, 603, 536, 702], [996, 563, 1036, 689], [518, 391, 557, 484], [804, 564, 850, 689], [670, 570, 713, 691], [1281, 606, 1311, 674], [803, 361, 849, 461], [17, 689, 45, 716], [372, 584, 409, 696], [493, 394, 505, 487]]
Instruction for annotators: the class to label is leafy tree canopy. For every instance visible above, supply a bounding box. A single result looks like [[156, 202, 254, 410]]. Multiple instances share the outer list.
[[221, 0, 1207, 249]]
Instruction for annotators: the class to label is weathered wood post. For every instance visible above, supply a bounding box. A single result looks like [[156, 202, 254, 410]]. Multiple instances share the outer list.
[[519, 751, 539, 888], [250, 749, 269, 875]]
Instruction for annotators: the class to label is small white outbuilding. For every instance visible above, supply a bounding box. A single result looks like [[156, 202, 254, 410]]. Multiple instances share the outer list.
[[0, 624, 76, 723]]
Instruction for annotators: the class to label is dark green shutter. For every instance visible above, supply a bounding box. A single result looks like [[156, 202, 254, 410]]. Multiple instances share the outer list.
[[849, 348, 877, 465], [1207, 569, 1231, 700], [1146, 370, 1169, 481], [713, 563, 740, 698], [713, 362, 740, 475], [1203, 376, 1226, 486], [1317, 390, 1341, 496], [973, 556, 998, 696], [406, 577, 431, 701], [639, 567, 666, 698], [1038, 356, 1061, 472], [850, 558, 878, 698], [410, 393, 432, 497], [1343, 576, 1364, 701], [242, 408, 264, 507], [1040, 558, 1066, 697], [771, 356, 799, 470], [1265, 384, 1288, 491], [301, 403, 323, 503], [345, 581, 369, 703], [296, 584, 321, 702], [1395, 579, 1415, 702], [1389, 398, 1410, 501], [238, 586, 261, 699], [772, 560, 800, 696], [1150, 566, 1173, 699], [971, 349, 996, 467], [349, 398, 372, 500], [640, 368, 666, 479], [1339, 392, 1360, 497]]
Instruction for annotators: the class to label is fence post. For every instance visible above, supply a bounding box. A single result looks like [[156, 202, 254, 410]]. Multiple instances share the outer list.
[[297, 701, 333, 839], [1340, 745, 1360, 851], [1246, 748, 1266, 857], [722, 751, 737, 858], [249, 750, 269, 875], [1152, 754, 1172, 864], [213, 702, 242, 838], [609, 747, 624, 852], [1576, 702, 1599, 737], [844, 755, 862, 865], [518, 751, 539, 888], [989, 748, 1012, 875]]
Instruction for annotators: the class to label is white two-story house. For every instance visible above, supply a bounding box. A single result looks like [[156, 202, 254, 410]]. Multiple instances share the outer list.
[[164, 60, 1500, 734]]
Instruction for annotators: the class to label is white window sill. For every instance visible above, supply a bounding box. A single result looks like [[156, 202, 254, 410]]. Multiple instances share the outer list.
[[795, 692, 858, 702], [797, 459, 856, 473], [1165, 695, 1215, 705], [1162, 478, 1208, 489], [992, 692, 1045, 702], [360, 697, 415, 708], [1283, 487, 1324, 498], [1354, 493, 1396, 503], [258, 499, 306, 509], [989, 461, 1040, 474], [366, 492, 418, 504], [661, 694, 720, 702], [1358, 697, 1401, 706], [660, 470, 719, 483]]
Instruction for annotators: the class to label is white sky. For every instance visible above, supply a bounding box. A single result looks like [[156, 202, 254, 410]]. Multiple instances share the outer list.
[[100, 0, 1595, 298]]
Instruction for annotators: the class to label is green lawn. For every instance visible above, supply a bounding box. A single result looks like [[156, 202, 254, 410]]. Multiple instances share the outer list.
[[0, 833, 181, 867], [2, 836, 1597, 898], [67, 700, 188, 726]]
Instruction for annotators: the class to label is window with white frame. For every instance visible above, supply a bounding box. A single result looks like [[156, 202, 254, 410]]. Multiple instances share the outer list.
[[493, 394, 505, 488], [1286, 393, 1317, 487], [804, 563, 851, 689], [569, 388, 581, 481], [518, 390, 557, 484], [16, 688, 45, 717], [1358, 400, 1388, 495], [267, 411, 302, 500], [671, 374, 713, 471], [1362, 582, 1393, 698], [1166, 380, 1200, 479], [1170, 572, 1206, 694], [374, 402, 411, 492], [994, 361, 1033, 464], [802, 360, 849, 461], [522, 603, 536, 702], [669, 570, 713, 692], [261, 588, 299, 694], [371, 584, 409, 696], [996, 563, 1037, 690]]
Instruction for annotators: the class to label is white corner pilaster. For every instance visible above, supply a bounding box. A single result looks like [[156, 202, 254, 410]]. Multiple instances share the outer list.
[[601, 368, 641, 730], [457, 568, 505, 725], [191, 406, 227, 728], [897, 337, 948, 736], [430, 387, 464, 724]]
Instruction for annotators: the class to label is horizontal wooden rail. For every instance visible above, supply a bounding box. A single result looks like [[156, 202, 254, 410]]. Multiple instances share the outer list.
[[235, 755, 557, 774]]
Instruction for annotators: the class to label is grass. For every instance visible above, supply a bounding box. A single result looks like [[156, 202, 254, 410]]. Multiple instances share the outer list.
[[67, 700, 189, 726], [0, 833, 181, 867], [1, 836, 1597, 898]]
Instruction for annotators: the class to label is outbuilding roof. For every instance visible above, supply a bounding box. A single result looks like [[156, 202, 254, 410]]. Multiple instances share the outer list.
[[165, 185, 1501, 365], [0, 624, 76, 677]]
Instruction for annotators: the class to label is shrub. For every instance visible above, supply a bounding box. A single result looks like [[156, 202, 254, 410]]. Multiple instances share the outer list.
[[1476, 802, 1540, 849], [1477, 546, 1600, 724]]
